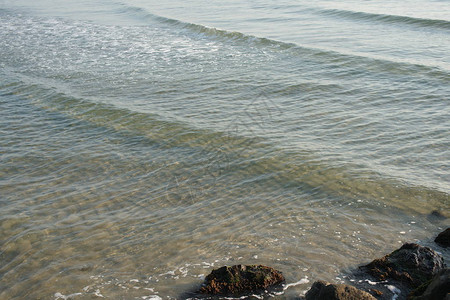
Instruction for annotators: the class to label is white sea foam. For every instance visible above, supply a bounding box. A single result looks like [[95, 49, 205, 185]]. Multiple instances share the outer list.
[[365, 279, 378, 285], [54, 292, 82, 299], [94, 289, 104, 298], [386, 285, 401, 300], [142, 296, 162, 300], [158, 270, 176, 276], [283, 276, 309, 290]]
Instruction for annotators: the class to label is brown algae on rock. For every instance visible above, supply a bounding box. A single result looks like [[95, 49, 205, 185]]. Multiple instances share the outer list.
[[198, 264, 285, 296]]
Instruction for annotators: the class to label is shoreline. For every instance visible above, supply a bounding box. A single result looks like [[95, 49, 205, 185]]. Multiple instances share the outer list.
[[187, 227, 449, 299]]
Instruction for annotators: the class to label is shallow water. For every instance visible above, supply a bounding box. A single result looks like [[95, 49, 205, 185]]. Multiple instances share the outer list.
[[0, 0, 449, 299]]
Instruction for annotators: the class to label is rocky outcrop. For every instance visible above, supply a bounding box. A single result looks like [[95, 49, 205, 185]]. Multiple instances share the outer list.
[[304, 281, 377, 300], [409, 268, 450, 300], [198, 265, 285, 296], [360, 243, 445, 289], [186, 236, 447, 299], [435, 228, 450, 248]]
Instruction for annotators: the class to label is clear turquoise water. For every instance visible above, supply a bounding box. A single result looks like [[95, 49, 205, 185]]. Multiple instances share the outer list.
[[0, 0, 449, 299]]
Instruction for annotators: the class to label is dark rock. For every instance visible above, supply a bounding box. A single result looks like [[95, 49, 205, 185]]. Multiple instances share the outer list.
[[430, 210, 447, 220], [435, 228, 450, 248], [304, 281, 377, 300], [409, 268, 450, 300], [360, 243, 445, 289], [198, 265, 285, 296]]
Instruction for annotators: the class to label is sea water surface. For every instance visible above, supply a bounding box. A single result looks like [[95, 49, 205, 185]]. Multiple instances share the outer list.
[[0, 0, 449, 299]]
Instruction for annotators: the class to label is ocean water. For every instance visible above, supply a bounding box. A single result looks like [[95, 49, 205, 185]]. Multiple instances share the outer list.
[[0, 0, 449, 298]]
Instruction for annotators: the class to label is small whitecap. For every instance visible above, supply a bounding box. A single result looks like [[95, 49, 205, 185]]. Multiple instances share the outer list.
[[386, 285, 401, 293], [159, 270, 175, 276], [386, 284, 401, 300], [94, 289, 104, 298], [54, 292, 82, 300], [283, 276, 309, 290], [365, 279, 378, 285], [54, 293, 64, 299], [142, 296, 162, 300]]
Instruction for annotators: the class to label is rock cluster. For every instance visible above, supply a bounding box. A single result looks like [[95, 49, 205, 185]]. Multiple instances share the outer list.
[[361, 243, 445, 288], [192, 228, 449, 299], [348, 242, 447, 300]]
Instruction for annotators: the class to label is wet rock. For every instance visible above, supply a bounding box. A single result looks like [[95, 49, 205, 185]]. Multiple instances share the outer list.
[[361, 243, 445, 289], [435, 228, 450, 248], [304, 281, 377, 300], [198, 265, 285, 296], [430, 210, 447, 220], [409, 268, 450, 300]]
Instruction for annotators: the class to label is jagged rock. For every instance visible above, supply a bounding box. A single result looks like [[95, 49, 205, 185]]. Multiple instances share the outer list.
[[409, 268, 450, 300], [361, 243, 445, 289], [304, 281, 377, 300], [435, 228, 450, 248], [198, 265, 285, 296]]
